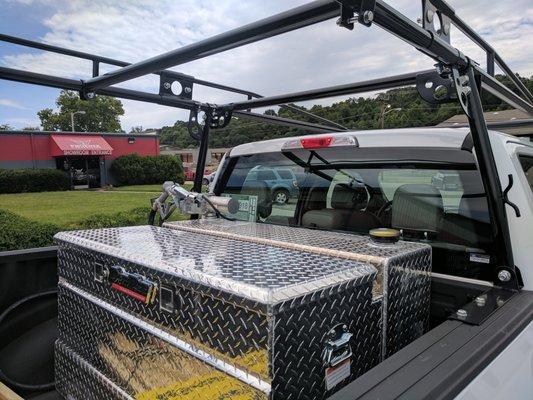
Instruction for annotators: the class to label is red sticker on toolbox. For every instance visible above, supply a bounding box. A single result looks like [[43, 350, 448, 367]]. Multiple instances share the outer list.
[[325, 359, 351, 391]]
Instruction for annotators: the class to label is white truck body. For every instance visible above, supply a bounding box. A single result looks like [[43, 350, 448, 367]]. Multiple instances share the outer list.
[[210, 127, 533, 399]]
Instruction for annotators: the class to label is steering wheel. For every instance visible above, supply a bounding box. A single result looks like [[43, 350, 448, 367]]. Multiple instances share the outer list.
[[376, 200, 393, 219]]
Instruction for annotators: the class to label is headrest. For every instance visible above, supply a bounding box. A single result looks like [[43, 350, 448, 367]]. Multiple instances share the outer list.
[[306, 186, 328, 211], [391, 184, 443, 232], [331, 184, 367, 210], [458, 195, 490, 223]]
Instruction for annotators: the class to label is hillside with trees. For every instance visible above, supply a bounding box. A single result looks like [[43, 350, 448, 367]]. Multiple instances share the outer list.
[[159, 74, 532, 149]]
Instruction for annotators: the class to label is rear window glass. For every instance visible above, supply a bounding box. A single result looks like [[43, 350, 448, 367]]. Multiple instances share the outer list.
[[219, 148, 491, 248], [519, 155, 533, 193]]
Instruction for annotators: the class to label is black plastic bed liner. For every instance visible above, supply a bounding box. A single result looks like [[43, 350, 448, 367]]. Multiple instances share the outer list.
[[329, 289, 533, 400]]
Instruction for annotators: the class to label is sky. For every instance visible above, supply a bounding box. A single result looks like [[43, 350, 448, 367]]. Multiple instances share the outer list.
[[0, 0, 532, 131]]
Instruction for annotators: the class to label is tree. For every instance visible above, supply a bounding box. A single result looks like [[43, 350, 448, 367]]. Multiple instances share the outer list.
[[130, 126, 144, 133], [22, 126, 40, 131], [38, 90, 124, 132], [0, 124, 13, 131]]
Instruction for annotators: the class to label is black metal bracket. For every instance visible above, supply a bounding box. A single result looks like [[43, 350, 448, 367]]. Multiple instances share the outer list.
[[187, 108, 204, 140], [187, 106, 232, 140], [159, 71, 194, 100], [416, 69, 457, 104], [421, 0, 453, 44], [449, 286, 515, 325], [79, 86, 96, 101], [336, 0, 376, 30], [503, 174, 521, 218], [209, 107, 232, 129], [451, 66, 472, 117]]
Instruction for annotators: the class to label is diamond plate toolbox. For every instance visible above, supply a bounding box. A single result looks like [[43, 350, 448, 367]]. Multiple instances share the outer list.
[[164, 219, 432, 357], [55, 225, 379, 400]]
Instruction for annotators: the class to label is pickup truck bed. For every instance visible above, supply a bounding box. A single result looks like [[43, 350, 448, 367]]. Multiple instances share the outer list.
[[331, 288, 533, 399], [1, 247, 531, 400]]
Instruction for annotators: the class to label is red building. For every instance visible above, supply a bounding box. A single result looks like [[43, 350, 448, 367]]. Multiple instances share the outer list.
[[0, 131, 159, 188]]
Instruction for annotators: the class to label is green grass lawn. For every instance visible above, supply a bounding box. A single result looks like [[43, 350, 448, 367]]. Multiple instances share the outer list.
[[0, 190, 157, 228]]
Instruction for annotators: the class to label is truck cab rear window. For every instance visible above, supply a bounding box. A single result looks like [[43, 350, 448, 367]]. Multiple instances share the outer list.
[[519, 155, 533, 193]]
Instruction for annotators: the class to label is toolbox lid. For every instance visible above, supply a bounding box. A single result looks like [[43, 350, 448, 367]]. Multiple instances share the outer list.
[[54, 226, 376, 305], [163, 219, 431, 265]]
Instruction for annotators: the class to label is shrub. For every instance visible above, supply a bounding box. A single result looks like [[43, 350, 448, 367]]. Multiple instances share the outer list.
[[0, 209, 61, 251], [0, 169, 71, 194], [76, 207, 151, 229], [110, 154, 184, 186]]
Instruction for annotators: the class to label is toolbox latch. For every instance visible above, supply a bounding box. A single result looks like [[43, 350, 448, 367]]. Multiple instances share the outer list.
[[323, 324, 353, 368]]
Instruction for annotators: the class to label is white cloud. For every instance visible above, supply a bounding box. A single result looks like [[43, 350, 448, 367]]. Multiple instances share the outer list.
[[0, 98, 27, 109], [3, 117, 40, 126], [1, 0, 532, 131]]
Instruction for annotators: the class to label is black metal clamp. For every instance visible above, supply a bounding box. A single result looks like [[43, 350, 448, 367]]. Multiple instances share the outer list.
[[336, 0, 376, 30], [187, 105, 232, 140]]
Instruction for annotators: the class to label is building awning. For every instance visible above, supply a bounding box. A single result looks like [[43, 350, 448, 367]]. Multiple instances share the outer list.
[[50, 135, 113, 156]]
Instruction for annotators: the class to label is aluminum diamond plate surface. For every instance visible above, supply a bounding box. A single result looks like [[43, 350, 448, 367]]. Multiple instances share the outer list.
[[164, 219, 432, 357], [55, 225, 380, 399], [55, 225, 375, 304], [55, 340, 132, 400]]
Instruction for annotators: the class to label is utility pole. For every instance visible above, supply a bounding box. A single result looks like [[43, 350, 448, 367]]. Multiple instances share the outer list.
[[380, 104, 402, 129], [70, 110, 86, 132]]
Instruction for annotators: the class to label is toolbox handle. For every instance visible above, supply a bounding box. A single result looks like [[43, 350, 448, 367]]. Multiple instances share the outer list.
[[105, 265, 158, 305]]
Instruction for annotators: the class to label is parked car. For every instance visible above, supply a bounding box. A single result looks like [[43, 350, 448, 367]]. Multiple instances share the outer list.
[[183, 166, 195, 181], [242, 166, 299, 204]]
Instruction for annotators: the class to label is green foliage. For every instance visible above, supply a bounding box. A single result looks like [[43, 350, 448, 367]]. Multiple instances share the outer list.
[[0, 169, 71, 194], [0, 209, 60, 251], [158, 74, 532, 148], [76, 207, 150, 229], [110, 154, 185, 185], [38, 90, 124, 132], [0, 124, 13, 131]]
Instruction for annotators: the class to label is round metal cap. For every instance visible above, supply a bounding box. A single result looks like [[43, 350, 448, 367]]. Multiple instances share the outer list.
[[369, 228, 400, 244]]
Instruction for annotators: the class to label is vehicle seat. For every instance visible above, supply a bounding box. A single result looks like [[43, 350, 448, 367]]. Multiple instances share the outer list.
[[302, 184, 380, 232], [391, 184, 443, 236], [240, 180, 272, 219], [457, 195, 490, 224], [438, 195, 491, 246], [302, 184, 353, 230], [304, 186, 328, 212]]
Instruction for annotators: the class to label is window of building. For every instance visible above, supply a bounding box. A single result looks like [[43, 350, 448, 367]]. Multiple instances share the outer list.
[[180, 153, 193, 163], [211, 152, 225, 162]]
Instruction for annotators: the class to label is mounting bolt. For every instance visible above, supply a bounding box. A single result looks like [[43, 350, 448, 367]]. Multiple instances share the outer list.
[[163, 82, 171, 90], [85, 92, 95, 100], [363, 11, 374, 24], [474, 296, 486, 307], [456, 309, 468, 319], [184, 86, 192, 94], [498, 270, 511, 282]]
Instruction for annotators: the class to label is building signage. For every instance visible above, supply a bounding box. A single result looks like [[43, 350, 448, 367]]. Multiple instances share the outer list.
[[50, 135, 113, 156]]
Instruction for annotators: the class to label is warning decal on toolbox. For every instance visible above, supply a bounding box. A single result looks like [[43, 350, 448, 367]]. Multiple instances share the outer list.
[[325, 359, 351, 391]]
